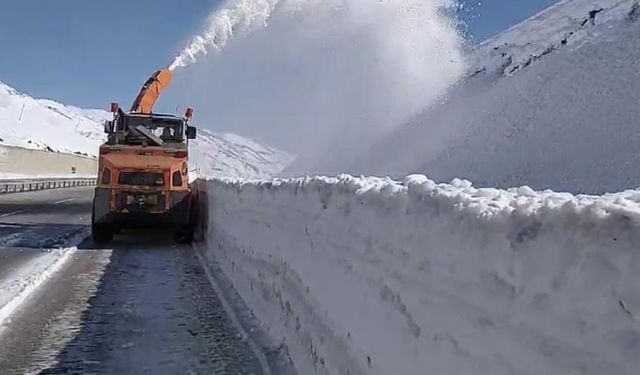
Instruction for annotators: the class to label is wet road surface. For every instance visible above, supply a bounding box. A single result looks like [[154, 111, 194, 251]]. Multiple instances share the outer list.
[[0, 186, 92, 249], [0, 188, 267, 375]]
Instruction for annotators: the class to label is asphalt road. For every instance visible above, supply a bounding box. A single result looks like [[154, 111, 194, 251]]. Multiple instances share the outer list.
[[0, 186, 92, 249], [0, 187, 266, 375]]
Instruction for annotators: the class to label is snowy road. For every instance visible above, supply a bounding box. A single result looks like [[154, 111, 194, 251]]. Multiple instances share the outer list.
[[0, 188, 267, 374], [0, 187, 92, 249]]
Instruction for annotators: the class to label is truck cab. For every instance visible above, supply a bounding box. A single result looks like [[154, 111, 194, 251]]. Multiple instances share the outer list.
[[92, 107, 197, 243]]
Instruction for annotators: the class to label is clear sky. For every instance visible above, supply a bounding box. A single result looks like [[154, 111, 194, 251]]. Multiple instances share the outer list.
[[0, 0, 559, 109], [0, 0, 221, 108], [457, 0, 560, 41]]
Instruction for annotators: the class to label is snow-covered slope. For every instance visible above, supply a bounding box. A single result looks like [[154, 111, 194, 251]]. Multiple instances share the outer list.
[[191, 131, 294, 180], [352, 0, 640, 194], [0, 82, 104, 156], [202, 175, 640, 375], [0, 80, 292, 178], [471, 0, 637, 77]]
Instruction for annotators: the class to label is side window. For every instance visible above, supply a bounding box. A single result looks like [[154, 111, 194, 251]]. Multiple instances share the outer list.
[[101, 167, 111, 185], [116, 113, 125, 131], [172, 171, 183, 187]]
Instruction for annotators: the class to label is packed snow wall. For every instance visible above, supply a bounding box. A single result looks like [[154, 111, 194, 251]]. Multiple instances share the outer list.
[[202, 175, 640, 375]]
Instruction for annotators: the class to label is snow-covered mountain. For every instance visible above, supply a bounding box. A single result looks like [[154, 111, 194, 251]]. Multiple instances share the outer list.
[[352, 0, 640, 194], [191, 131, 294, 180], [0, 80, 293, 179], [0, 82, 104, 157], [470, 0, 639, 78]]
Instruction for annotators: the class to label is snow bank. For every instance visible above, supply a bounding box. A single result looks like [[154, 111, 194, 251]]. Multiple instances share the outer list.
[[204, 175, 640, 375], [0, 248, 77, 329]]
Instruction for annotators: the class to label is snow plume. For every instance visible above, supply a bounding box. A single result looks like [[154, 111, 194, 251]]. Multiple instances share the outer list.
[[163, 0, 465, 175], [169, 0, 281, 71]]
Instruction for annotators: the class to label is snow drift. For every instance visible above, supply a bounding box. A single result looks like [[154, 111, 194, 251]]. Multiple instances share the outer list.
[[0, 248, 77, 329], [352, 0, 640, 194], [203, 175, 640, 375], [163, 0, 465, 174]]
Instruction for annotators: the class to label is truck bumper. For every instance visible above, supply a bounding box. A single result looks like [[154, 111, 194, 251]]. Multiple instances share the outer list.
[[92, 187, 191, 228]]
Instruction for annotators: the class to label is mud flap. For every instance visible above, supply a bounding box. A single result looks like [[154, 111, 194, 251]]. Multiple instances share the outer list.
[[93, 188, 112, 224], [190, 181, 209, 242], [171, 192, 191, 226]]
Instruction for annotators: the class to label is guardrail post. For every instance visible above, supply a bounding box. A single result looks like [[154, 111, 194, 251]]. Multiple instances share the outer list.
[[0, 178, 95, 195]]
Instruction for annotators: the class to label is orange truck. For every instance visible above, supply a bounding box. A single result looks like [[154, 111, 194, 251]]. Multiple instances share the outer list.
[[92, 69, 199, 243]]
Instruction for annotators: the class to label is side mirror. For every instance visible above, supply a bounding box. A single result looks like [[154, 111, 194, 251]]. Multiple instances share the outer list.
[[186, 125, 197, 140], [103, 120, 114, 134]]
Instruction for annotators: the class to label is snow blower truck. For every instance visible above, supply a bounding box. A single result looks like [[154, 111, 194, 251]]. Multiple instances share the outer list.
[[92, 69, 203, 244]]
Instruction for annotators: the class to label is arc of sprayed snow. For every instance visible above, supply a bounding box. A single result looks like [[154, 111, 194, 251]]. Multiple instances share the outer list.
[[169, 0, 282, 71]]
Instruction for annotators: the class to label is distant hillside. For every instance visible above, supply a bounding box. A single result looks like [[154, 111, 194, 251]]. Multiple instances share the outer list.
[[191, 131, 294, 180], [0, 80, 293, 179]]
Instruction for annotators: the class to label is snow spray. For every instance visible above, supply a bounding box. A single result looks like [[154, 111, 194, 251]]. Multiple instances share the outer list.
[[165, 0, 466, 173], [169, 0, 281, 71]]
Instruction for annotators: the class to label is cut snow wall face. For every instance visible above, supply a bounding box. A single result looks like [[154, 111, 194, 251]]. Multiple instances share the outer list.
[[204, 175, 640, 375]]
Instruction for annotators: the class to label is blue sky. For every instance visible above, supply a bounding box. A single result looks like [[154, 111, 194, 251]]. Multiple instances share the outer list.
[[458, 0, 559, 41], [0, 0, 558, 109], [0, 0, 221, 108]]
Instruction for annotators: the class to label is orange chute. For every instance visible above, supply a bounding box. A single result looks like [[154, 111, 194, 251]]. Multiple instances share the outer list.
[[130, 69, 173, 114]]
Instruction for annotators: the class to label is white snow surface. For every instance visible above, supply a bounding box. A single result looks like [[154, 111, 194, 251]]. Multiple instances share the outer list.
[[191, 130, 294, 180], [0, 80, 292, 179], [0, 248, 77, 329], [471, 0, 636, 77], [0, 82, 104, 156], [349, 0, 640, 194], [204, 174, 640, 375]]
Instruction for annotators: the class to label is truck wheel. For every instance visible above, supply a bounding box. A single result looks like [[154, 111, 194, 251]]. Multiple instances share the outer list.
[[93, 224, 113, 244], [92, 200, 113, 244], [174, 226, 193, 244]]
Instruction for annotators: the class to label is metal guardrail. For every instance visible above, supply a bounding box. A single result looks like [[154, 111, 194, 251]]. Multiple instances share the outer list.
[[0, 178, 96, 194]]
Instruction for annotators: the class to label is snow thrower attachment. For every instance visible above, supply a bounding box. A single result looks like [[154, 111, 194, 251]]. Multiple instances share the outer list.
[[92, 69, 203, 244], [130, 69, 173, 114]]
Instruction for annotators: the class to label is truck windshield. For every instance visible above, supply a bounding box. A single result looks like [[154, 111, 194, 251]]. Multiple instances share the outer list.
[[118, 172, 165, 187], [125, 116, 185, 143]]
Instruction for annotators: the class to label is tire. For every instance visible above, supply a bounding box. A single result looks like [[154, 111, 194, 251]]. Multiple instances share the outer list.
[[92, 224, 113, 244], [91, 207, 113, 244], [174, 225, 194, 244]]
